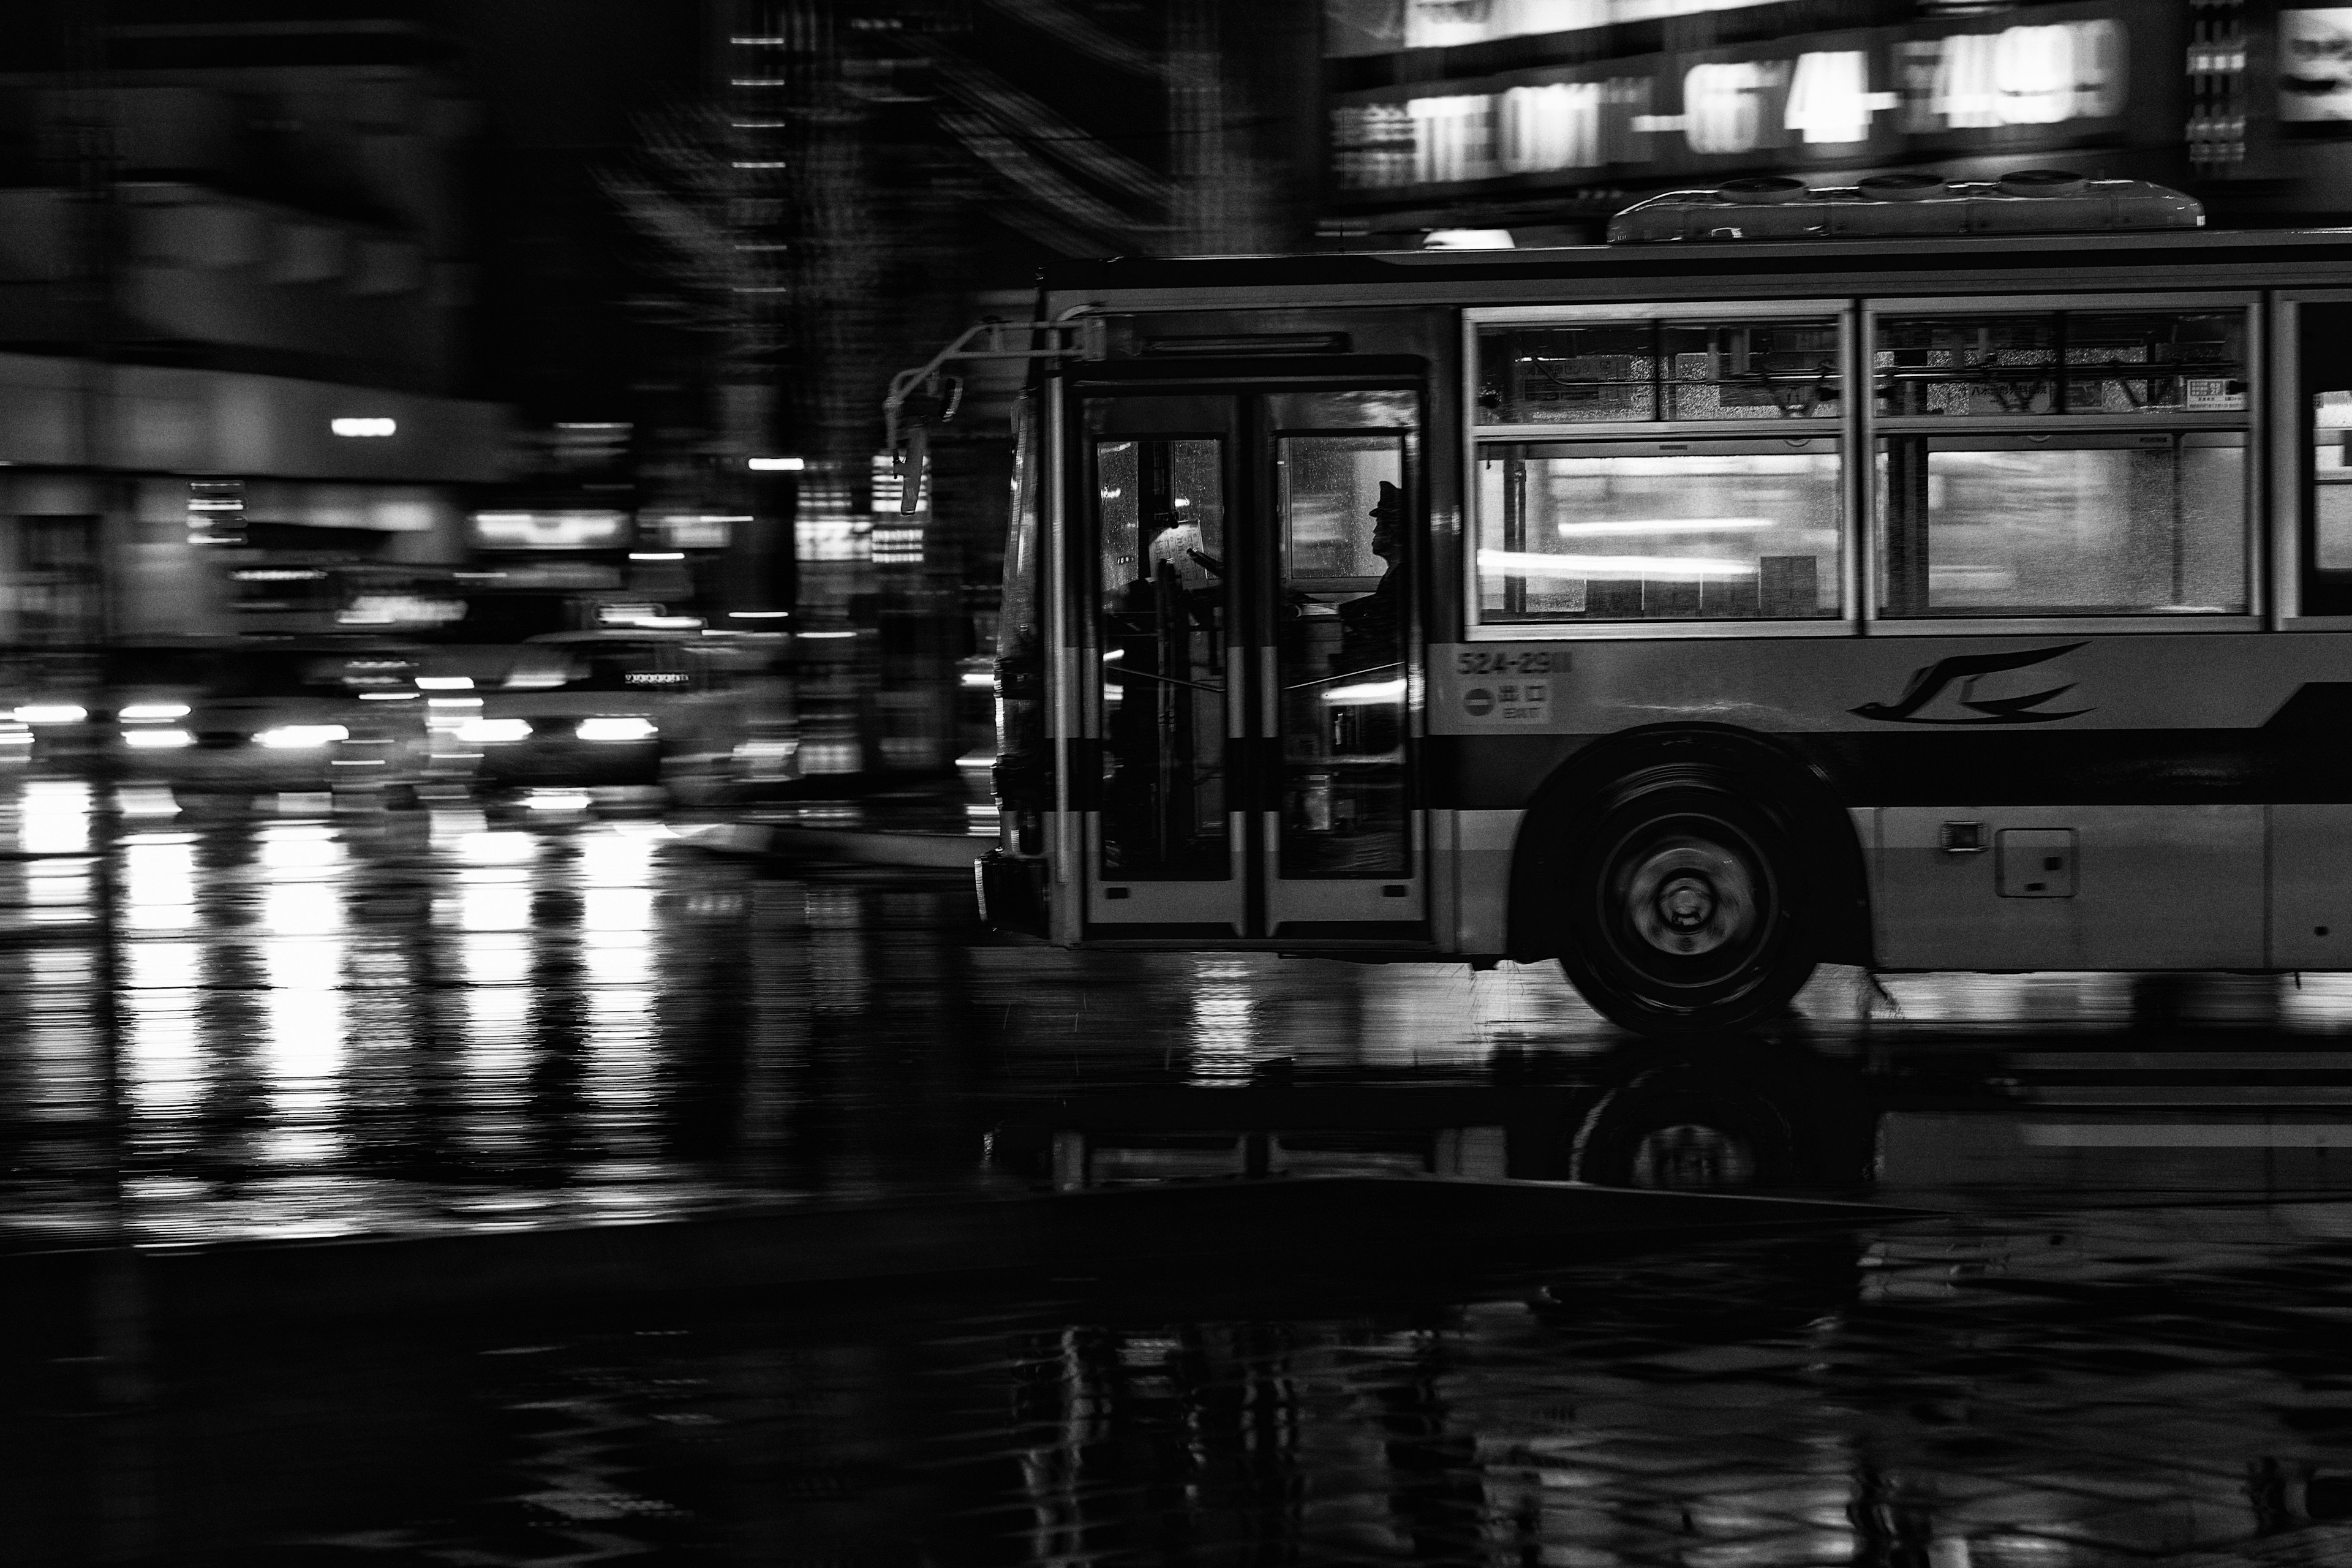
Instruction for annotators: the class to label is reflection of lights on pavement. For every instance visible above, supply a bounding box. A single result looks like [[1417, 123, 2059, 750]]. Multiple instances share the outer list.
[[20, 780, 90, 854], [1187, 958, 1259, 1087], [463, 932, 530, 986], [255, 820, 348, 1170], [456, 831, 537, 864], [125, 939, 206, 1122], [124, 836, 198, 931]]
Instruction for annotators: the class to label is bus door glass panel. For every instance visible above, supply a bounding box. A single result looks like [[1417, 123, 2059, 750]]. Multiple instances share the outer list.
[[1087, 403, 1235, 914], [1264, 387, 1421, 928], [2300, 304, 2352, 610], [1475, 440, 1842, 622], [1274, 434, 1408, 882]]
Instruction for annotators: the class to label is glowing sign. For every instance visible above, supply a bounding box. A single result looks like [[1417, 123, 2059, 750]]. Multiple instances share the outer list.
[[469, 510, 629, 550], [2284, 9, 2352, 121], [1331, 10, 2135, 191]]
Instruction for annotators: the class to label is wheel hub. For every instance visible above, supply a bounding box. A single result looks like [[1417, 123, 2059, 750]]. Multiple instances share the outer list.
[[1622, 836, 1757, 957]]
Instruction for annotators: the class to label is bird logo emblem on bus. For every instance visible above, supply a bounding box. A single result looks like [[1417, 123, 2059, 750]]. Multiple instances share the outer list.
[[1851, 642, 2091, 725]]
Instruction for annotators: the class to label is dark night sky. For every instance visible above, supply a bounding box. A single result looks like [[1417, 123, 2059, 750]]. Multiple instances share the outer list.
[[439, 0, 707, 421]]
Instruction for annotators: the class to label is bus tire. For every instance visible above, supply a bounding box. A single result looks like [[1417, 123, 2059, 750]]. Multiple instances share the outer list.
[[1558, 765, 1816, 1038]]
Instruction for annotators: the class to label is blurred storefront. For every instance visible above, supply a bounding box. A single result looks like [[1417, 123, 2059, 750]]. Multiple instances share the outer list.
[[0, 5, 513, 650], [1316, 0, 2352, 246]]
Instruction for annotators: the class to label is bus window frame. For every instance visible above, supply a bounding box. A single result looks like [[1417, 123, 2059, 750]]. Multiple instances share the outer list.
[[2272, 289, 2352, 630], [1462, 298, 1863, 643], [1858, 288, 2264, 638]]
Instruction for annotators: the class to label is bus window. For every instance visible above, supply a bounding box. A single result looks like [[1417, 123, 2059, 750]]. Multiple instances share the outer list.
[[1875, 310, 2244, 417], [1473, 313, 1845, 625], [1092, 434, 1230, 881], [1476, 317, 1842, 426], [1875, 305, 2250, 619], [1476, 440, 1842, 622], [1876, 434, 2246, 616], [2302, 304, 2352, 611]]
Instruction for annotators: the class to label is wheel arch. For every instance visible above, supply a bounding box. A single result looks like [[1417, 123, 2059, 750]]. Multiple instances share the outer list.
[[1502, 724, 1873, 967]]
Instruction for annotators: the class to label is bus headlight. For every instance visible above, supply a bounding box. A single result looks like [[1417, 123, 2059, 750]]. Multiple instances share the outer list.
[[119, 703, 191, 722], [576, 717, 657, 742], [13, 704, 86, 725], [454, 718, 532, 744], [255, 724, 349, 749], [124, 728, 195, 750]]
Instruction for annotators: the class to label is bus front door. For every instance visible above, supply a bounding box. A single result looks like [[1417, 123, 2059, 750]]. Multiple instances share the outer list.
[[1079, 385, 1424, 943]]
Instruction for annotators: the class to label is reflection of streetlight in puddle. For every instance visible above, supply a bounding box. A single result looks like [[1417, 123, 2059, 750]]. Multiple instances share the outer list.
[[1187, 959, 1258, 1087], [17, 781, 93, 927], [578, 828, 659, 1197], [124, 940, 205, 1125], [20, 779, 89, 854], [123, 833, 198, 932], [255, 823, 348, 1178]]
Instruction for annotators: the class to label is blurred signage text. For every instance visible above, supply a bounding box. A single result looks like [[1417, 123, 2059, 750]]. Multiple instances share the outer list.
[[1331, 1, 2148, 197]]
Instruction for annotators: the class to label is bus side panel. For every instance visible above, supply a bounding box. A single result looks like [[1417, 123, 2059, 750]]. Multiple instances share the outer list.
[[1452, 808, 1519, 954], [1872, 805, 2264, 971], [2272, 806, 2352, 968]]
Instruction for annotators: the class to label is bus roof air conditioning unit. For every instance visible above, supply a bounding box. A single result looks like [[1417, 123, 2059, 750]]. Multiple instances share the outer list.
[[1606, 171, 2204, 243]]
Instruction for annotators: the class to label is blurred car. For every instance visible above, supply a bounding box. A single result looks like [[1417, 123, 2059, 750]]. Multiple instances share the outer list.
[[438, 631, 785, 792], [86, 641, 431, 793]]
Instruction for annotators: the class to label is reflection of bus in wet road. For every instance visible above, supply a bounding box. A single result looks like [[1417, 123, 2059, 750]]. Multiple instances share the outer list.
[[997, 1011, 2352, 1212], [978, 1024, 2352, 1568]]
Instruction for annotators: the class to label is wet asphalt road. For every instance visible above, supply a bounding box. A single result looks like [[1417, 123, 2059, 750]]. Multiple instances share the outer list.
[[9, 778, 2352, 1561]]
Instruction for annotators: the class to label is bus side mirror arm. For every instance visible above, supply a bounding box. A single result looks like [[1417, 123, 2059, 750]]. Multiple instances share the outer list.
[[881, 314, 1105, 458]]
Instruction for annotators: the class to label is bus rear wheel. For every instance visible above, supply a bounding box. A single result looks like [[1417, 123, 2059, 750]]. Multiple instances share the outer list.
[[1558, 768, 1816, 1038]]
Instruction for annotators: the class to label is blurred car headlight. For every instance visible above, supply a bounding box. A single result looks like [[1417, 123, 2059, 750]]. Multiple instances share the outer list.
[[123, 728, 195, 750], [13, 704, 86, 725], [454, 717, 532, 744], [576, 717, 658, 742], [119, 703, 191, 722], [255, 724, 350, 749]]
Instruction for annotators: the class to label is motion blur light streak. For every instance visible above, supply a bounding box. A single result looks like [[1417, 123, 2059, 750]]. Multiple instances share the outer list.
[[576, 717, 658, 742], [256, 724, 349, 749]]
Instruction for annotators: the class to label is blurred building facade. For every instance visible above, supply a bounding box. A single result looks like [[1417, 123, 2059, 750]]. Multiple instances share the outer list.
[[1316, 0, 2345, 246], [2, 2, 512, 648]]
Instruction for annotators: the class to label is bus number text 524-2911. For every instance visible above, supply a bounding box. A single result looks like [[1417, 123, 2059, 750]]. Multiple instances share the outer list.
[[1457, 649, 1569, 677]]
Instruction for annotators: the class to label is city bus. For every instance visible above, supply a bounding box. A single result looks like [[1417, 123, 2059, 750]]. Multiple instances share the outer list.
[[963, 174, 2352, 1038]]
